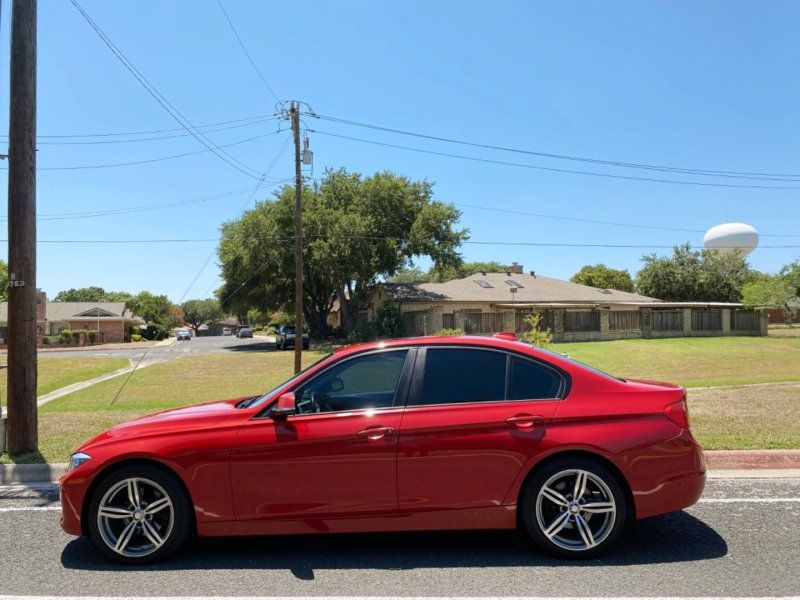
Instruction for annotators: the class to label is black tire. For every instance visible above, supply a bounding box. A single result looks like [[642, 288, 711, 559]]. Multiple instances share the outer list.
[[87, 464, 192, 564], [520, 457, 627, 558]]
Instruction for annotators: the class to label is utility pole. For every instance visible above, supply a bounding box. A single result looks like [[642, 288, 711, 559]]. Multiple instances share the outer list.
[[6, 0, 38, 455], [290, 101, 303, 374]]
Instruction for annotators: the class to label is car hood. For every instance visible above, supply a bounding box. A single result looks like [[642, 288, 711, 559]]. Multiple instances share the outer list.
[[78, 397, 257, 451]]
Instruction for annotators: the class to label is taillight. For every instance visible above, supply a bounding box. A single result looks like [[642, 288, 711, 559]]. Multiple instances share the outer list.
[[664, 398, 690, 429]]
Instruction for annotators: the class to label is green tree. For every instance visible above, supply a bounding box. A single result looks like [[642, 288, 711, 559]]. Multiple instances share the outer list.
[[54, 286, 108, 302], [386, 266, 427, 283], [426, 261, 509, 283], [635, 243, 751, 302], [520, 312, 553, 349], [779, 259, 800, 296], [218, 168, 467, 337], [181, 298, 223, 335], [128, 291, 182, 330], [0, 259, 8, 301], [571, 264, 635, 292]]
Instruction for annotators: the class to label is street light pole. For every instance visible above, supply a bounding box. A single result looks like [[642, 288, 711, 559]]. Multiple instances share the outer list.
[[290, 101, 303, 374]]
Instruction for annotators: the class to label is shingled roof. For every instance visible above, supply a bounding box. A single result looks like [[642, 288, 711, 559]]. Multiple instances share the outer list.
[[382, 272, 660, 305], [0, 301, 143, 322]]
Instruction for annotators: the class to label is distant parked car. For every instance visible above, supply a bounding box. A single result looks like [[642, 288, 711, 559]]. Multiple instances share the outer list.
[[275, 325, 309, 350], [222, 327, 233, 336], [176, 330, 191, 341], [237, 327, 253, 339]]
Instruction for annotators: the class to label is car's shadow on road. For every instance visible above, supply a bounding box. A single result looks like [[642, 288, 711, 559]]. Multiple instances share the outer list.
[[61, 510, 726, 577]]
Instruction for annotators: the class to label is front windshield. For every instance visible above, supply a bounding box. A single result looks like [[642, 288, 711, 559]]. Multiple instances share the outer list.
[[249, 353, 332, 407]]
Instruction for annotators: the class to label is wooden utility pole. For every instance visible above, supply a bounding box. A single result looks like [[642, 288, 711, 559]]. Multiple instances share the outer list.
[[290, 102, 303, 374], [6, 0, 38, 455]]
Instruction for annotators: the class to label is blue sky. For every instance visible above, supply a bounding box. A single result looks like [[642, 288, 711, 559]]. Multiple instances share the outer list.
[[1, 0, 799, 301]]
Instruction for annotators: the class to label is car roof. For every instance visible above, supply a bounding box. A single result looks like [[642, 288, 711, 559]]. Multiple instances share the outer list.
[[333, 334, 553, 360]]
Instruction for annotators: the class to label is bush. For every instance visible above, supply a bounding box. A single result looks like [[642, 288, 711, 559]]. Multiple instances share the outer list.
[[434, 328, 465, 336], [141, 323, 167, 340], [131, 334, 142, 342], [60, 329, 73, 343], [349, 321, 379, 343], [43, 335, 61, 345], [520, 313, 553, 349], [374, 300, 403, 338]]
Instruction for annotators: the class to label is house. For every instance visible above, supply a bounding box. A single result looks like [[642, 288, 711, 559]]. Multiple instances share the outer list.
[[339, 263, 767, 342], [768, 296, 800, 324], [0, 290, 145, 345]]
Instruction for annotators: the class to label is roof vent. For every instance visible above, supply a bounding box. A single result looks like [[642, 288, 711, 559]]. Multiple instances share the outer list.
[[530, 271, 536, 278], [480, 270, 487, 276], [597, 288, 613, 294]]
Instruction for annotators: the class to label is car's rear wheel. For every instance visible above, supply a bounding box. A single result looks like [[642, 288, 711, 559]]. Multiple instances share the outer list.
[[87, 465, 191, 564], [521, 457, 627, 558]]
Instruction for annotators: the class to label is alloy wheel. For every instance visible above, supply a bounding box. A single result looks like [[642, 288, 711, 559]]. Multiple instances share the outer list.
[[535, 468, 616, 551], [96, 477, 174, 558]]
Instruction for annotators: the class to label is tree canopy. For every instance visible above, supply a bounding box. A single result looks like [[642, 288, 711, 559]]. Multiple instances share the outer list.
[[388, 261, 509, 284], [635, 243, 752, 302], [181, 298, 223, 333], [217, 168, 467, 336], [570, 264, 635, 292]]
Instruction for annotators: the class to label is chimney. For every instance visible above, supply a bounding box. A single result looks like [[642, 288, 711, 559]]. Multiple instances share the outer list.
[[36, 289, 47, 321], [509, 262, 523, 274]]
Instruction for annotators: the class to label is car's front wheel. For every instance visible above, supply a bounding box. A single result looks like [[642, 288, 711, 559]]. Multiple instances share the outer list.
[[521, 457, 627, 558], [87, 465, 191, 564]]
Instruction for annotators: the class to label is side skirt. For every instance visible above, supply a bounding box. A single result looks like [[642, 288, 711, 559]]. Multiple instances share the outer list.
[[198, 505, 517, 537]]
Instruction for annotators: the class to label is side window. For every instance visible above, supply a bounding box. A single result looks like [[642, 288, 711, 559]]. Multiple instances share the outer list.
[[296, 350, 409, 414], [418, 348, 506, 405], [508, 357, 563, 400]]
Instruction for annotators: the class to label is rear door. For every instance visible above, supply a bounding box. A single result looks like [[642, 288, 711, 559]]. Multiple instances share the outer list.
[[397, 346, 564, 511]]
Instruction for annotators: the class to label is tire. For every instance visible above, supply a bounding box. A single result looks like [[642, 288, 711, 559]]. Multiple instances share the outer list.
[[87, 464, 192, 564], [520, 457, 627, 558]]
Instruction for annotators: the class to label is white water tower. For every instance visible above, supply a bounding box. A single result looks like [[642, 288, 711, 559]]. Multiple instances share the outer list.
[[703, 222, 759, 255]]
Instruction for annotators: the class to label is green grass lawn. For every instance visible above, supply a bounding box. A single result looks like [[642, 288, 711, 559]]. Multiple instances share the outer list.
[[0, 356, 130, 398], [553, 336, 800, 388], [5, 336, 800, 463]]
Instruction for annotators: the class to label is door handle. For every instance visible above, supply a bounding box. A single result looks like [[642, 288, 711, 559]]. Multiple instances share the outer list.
[[506, 414, 545, 428], [357, 426, 396, 439]]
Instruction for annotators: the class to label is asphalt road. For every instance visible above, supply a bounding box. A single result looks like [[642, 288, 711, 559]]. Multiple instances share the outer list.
[[37, 334, 277, 362], [0, 477, 798, 597]]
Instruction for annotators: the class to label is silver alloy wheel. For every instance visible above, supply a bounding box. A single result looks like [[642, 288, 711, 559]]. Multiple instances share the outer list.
[[96, 477, 174, 558], [535, 468, 616, 551]]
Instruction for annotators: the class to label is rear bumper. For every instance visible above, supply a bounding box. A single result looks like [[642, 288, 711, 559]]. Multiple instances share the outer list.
[[631, 429, 706, 519]]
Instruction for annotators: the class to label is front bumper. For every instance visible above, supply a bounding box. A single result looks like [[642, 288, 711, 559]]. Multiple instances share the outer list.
[[59, 463, 96, 537]]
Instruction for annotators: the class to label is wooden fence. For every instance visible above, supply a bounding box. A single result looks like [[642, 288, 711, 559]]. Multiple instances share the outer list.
[[731, 309, 760, 332], [691, 309, 722, 331], [609, 310, 641, 332], [652, 310, 683, 331], [563, 311, 600, 333], [464, 312, 506, 334], [515, 311, 555, 334]]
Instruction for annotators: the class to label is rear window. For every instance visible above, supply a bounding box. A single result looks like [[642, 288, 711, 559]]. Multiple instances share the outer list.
[[508, 357, 562, 400]]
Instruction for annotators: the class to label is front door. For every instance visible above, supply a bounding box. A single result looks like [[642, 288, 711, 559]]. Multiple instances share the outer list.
[[230, 349, 413, 520], [398, 347, 563, 511]]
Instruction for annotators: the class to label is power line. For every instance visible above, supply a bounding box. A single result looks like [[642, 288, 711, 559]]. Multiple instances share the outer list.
[[216, 0, 280, 103], [312, 129, 800, 191], [70, 0, 262, 179], [455, 202, 800, 239], [0, 130, 282, 172], [309, 112, 800, 181], [23, 115, 280, 145]]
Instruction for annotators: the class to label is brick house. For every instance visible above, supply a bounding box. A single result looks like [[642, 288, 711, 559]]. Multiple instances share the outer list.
[[336, 263, 767, 342], [0, 290, 145, 345]]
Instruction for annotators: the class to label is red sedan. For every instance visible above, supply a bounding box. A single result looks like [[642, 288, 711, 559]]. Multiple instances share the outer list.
[[60, 334, 705, 563]]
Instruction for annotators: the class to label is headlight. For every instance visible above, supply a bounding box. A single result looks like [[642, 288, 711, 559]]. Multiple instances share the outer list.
[[68, 452, 91, 472]]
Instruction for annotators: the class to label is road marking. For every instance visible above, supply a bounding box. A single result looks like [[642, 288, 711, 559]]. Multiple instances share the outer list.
[[0, 506, 60, 512]]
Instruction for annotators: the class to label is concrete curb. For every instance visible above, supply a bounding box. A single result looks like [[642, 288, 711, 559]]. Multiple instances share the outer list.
[[704, 449, 800, 470], [0, 463, 67, 484], [2, 451, 800, 484]]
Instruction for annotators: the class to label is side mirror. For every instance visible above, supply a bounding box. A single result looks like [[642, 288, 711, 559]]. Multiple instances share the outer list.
[[271, 392, 296, 418]]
